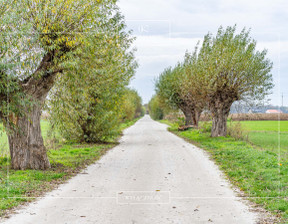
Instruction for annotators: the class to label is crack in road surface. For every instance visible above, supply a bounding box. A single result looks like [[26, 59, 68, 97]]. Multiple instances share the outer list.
[[1, 115, 259, 224]]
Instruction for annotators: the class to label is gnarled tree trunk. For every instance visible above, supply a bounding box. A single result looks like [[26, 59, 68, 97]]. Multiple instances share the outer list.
[[210, 95, 234, 137], [8, 103, 50, 170], [183, 109, 193, 125], [192, 108, 202, 127], [6, 52, 60, 170], [182, 105, 202, 127], [211, 109, 229, 137]]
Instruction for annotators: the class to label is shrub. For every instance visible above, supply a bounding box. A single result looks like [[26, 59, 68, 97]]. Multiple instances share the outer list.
[[199, 121, 212, 133], [120, 89, 143, 121], [176, 117, 186, 127], [227, 121, 249, 141], [148, 95, 164, 120]]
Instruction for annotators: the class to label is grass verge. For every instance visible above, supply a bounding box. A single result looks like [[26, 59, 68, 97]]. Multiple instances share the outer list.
[[160, 120, 287, 223], [0, 117, 140, 218]]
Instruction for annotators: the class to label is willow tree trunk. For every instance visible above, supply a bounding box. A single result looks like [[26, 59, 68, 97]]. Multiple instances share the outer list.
[[183, 109, 193, 125], [8, 103, 50, 170], [192, 108, 202, 128], [211, 110, 229, 137], [182, 106, 202, 127], [6, 52, 59, 170], [210, 99, 233, 137]]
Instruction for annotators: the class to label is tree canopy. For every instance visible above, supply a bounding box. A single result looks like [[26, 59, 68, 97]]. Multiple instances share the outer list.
[[48, 3, 138, 143], [153, 25, 273, 136], [0, 0, 139, 169]]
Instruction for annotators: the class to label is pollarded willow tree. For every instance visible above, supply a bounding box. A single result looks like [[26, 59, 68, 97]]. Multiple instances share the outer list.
[[198, 25, 273, 136], [156, 65, 188, 124], [179, 50, 206, 127], [0, 0, 116, 170], [48, 4, 138, 143], [155, 63, 202, 126]]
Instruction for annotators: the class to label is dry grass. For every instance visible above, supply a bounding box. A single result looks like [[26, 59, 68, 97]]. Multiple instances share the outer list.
[[202, 113, 288, 121], [167, 112, 288, 122], [229, 113, 288, 121], [227, 121, 249, 141]]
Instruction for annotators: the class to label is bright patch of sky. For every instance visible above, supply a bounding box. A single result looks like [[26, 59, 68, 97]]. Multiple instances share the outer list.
[[118, 0, 288, 106]]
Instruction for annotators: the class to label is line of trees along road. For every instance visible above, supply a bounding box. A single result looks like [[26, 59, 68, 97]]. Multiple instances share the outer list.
[[0, 0, 140, 170], [151, 25, 274, 137]]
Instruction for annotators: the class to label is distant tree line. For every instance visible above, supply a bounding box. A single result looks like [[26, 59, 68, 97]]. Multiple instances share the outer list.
[[230, 103, 288, 114]]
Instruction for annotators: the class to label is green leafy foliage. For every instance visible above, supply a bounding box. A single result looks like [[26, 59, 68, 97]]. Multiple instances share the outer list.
[[155, 65, 183, 110], [120, 89, 144, 121], [0, 117, 139, 216], [197, 25, 273, 103], [148, 95, 164, 120], [0, 0, 139, 169], [0, 0, 34, 128], [47, 5, 138, 142], [155, 52, 205, 126], [154, 25, 274, 136]]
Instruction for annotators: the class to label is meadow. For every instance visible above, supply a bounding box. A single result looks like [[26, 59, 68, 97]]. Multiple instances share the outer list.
[[0, 120, 53, 157], [162, 119, 288, 223], [238, 121, 288, 157], [0, 124, 8, 157], [0, 118, 140, 217]]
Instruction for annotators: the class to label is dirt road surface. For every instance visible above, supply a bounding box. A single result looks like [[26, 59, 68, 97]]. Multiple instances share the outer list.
[[1, 115, 259, 224]]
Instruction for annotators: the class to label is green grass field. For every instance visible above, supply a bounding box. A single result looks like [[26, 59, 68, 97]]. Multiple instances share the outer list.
[[0, 120, 52, 157], [238, 121, 288, 157], [240, 120, 288, 132], [0, 143, 113, 216], [0, 118, 140, 217], [0, 123, 8, 157], [162, 119, 288, 223]]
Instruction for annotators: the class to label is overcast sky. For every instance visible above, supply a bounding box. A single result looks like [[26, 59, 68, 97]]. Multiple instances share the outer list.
[[118, 0, 288, 106]]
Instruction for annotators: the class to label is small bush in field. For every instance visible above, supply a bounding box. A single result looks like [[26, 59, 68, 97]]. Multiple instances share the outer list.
[[227, 121, 249, 141], [199, 121, 212, 133], [176, 117, 186, 127]]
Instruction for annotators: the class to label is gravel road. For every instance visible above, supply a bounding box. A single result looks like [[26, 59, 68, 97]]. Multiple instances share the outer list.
[[1, 115, 259, 224]]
